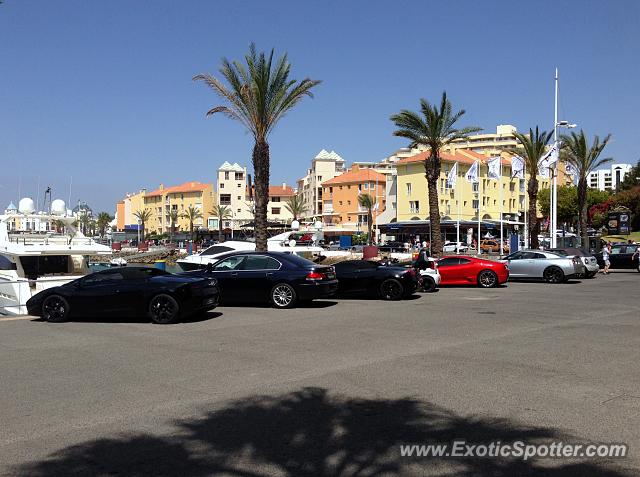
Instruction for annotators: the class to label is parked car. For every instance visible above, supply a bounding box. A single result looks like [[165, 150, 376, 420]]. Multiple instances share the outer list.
[[436, 256, 509, 288], [186, 251, 337, 308], [442, 241, 469, 253], [501, 250, 585, 283], [333, 259, 418, 300], [417, 259, 441, 292], [548, 247, 599, 278], [480, 239, 509, 254], [595, 244, 640, 271], [26, 267, 219, 324]]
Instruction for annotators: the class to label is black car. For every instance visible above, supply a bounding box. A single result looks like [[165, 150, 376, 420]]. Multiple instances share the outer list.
[[595, 243, 640, 271], [186, 251, 338, 308], [26, 267, 219, 324], [333, 260, 418, 300]]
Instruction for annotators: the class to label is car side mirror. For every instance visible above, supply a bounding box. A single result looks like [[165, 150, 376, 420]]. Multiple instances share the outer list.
[[206, 263, 213, 273]]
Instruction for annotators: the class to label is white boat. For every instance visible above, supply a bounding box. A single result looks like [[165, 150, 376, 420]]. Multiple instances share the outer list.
[[109, 257, 128, 267], [177, 231, 325, 271], [0, 213, 112, 315]]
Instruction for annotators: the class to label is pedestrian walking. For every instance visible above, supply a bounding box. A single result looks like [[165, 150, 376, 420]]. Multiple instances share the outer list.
[[602, 242, 612, 274]]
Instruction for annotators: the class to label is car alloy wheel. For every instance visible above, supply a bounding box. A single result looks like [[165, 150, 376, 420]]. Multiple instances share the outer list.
[[478, 270, 498, 288], [421, 277, 436, 293], [42, 295, 69, 323], [380, 278, 403, 300], [149, 294, 180, 324], [271, 283, 296, 308], [543, 266, 564, 284]]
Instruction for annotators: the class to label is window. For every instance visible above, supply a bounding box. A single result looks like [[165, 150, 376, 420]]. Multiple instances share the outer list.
[[406, 183, 412, 196], [437, 257, 460, 267], [271, 207, 281, 215], [242, 255, 280, 270], [363, 183, 368, 190], [458, 258, 471, 265], [472, 199, 479, 210], [235, 172, 244, 180], [237, 196, 241, 200], [334, 260, 360, 272], [237, 208, 241, 213], [409, 201, 420, 213], [329, 187, 333, 193], [201, 245, 234, 256], [224, 171, 229, 180], [472, 183, 479, 193], [220, 194, 231, 205], [317, 175, 322, 181], [271, 196, 280, 202], [339, 201, 343, 206], [82, 271, 124, 284], [220, 183, 224, 189], [237, 183, 242, 188], [213, 256, 245, 271], [0, 255, 16, 270], [347, 200, 351, 205]]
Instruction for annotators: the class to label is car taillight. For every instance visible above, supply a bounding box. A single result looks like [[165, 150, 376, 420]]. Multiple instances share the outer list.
[[306, 271, 326, 281]]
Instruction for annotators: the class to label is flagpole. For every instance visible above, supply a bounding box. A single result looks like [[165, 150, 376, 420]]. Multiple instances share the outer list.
[[477, 164, 482, 255], [456, 175, 460, 254], [551, 67, 559, 248], [523, 162, 528, 249]]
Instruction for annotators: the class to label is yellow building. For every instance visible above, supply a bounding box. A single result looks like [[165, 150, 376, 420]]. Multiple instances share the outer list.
[[395, 149, 550, 224]]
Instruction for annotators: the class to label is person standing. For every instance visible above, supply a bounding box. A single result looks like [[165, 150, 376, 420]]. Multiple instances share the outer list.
[[602, 242, 612, 274]]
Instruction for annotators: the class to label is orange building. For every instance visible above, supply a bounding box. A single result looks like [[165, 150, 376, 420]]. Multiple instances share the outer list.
[[321, 165, 387, 229]]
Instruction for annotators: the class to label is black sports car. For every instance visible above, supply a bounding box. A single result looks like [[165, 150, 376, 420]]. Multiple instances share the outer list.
[[185, 251, 338, 308], [26, 267, 219, 324], [595, 243, 639, 271], [333, 260, 418, 300]]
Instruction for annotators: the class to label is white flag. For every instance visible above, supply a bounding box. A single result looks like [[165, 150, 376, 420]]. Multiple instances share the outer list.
[[465, 161, 479, 183], [565, 161, 576, 176], [510, 155, 525, 179], [539, 161, 550, 178], [487, 156, 501, 180], [446, 162, 458, 188], [538, 141, 560, 169]]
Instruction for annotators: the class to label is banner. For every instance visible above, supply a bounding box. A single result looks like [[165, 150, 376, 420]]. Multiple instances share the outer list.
[[487, 156, 501, 180], [446, 162, 458, 188], [465, 161, 479, 183], [510, 155, 525, 179], [565, 161, 576, 177]]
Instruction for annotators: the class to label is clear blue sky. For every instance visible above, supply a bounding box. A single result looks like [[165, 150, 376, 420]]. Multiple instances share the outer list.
[[1, 0, 639, 214]]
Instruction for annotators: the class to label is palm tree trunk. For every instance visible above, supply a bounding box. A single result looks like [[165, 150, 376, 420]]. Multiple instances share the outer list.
[[218, 220, 223, 243], [190, 222, 194, 242], [426, 177, 442, 255], [577, 176, 588, 250], [367, 209, 373, 245], [527, 177, 539, 249], [252, 139, 270, 252]]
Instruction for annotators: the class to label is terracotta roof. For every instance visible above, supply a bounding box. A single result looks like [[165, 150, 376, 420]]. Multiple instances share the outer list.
[[269, 185, 296, 197], [145, 181, 211, 197], [397, 149, 510, 166], [322, 168, 387, 185]]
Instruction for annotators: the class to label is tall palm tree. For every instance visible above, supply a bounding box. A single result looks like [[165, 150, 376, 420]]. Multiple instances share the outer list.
[[210, 204, 232, 242], [181, 205, 203, 241], [194, 44, 321, 251], [168, 209, 180, 241], [96, 212, 112, 238], [512, 127, 554, 249], [285, 193, 308, 221], [133, 209, 152, 242], [357, 193, 376, 245], [561, 130, 612, 249], [52, 219, 65, 234], [390, 92, 480, 255]]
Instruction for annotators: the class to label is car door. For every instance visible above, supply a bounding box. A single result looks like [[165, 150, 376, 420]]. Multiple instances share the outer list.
[[436, 257, 461, 284], [504, 251, 531, 277], [74, 271, 125, 316], [334, 261, 360, 293], [210, 255, 247, 302], [529, 252, 551, 277], [455, 258, 477, 283], [239, 255, 282, 302], [355, 261, 381, 291]]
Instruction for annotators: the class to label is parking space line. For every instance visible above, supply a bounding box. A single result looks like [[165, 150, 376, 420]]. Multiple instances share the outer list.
[[0, 316, 35, 322]]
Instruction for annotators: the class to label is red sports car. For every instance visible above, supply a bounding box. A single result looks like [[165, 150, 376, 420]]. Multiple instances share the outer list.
[[436, 256, 509, 288]]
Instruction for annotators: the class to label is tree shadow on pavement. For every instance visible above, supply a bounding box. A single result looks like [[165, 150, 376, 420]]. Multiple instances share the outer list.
[[13, 387, 635, 477]]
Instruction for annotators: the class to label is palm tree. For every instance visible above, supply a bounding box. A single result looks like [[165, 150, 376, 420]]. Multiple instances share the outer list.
[[194, 44, 321, 251], [77, 214, 90, 236], [284, 193, 308, 221], [357, 193, 376, 245], [96, 212, 112, 238], [168, 210, 180, 241], [181, 205, 203, 241], [390, 92, 480, 255], [512, 127, 554, 249], [561, 130, 612, 249], [133, 209, 152, 242], [52, 219, 65, 234], [210, 204, 232, 242]]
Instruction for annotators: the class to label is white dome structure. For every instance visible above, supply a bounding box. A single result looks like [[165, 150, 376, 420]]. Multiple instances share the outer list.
[[18, 197, 35, 215], [51, 199, 66, 215]]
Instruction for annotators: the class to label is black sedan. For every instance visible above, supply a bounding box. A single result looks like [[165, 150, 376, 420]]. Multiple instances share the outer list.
[[185, 251, 338, 308], [595, 243, 640, 271], [333, 260, 418, 300], [26, 267, 220, 324]]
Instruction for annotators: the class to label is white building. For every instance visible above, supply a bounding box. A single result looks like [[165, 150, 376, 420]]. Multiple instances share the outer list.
[[297, 149, 346, 220], [216, 161, 253, 230], [587, 163, 632, 191]]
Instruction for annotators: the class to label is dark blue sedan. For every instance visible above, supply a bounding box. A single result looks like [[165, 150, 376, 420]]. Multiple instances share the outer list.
[[185, 251, 338, 308]]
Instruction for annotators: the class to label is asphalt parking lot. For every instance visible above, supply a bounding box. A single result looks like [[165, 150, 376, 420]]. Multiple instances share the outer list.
[[1, 272, 639, 476]]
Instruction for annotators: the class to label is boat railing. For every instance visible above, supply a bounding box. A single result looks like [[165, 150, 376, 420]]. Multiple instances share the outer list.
[[7, 235, 98, 246]]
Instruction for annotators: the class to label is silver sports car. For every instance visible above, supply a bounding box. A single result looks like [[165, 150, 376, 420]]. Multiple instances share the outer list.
[[501, 250, 586, 283]]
